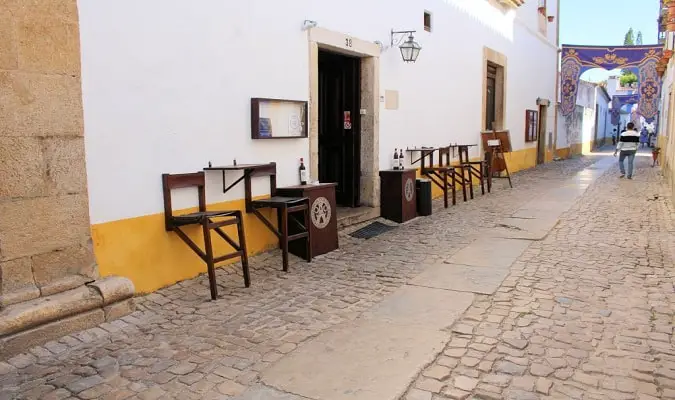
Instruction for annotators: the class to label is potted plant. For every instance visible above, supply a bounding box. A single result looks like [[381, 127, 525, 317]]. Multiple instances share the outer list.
[[547, 15, 555, 22]]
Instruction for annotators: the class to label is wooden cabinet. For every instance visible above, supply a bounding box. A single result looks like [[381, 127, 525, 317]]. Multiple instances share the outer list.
[[276, 183, 338, 258], [379, 169, 417, 223]]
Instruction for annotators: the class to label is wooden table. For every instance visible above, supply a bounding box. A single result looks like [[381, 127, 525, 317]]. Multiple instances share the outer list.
[[204, 163, 276, 204], [276, 183, 338, 258], [205, 162, 312, 271], [379, 169, 417, 223]]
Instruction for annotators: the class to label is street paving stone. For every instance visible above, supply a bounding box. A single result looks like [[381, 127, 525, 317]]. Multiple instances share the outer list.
[[6, 152, 672, 400], [404, 152, 675, 400]]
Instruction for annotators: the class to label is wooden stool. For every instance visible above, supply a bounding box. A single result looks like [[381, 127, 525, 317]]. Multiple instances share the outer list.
[[244, 164, 312, 271], [457, 145, 489, 195], [250, 197, 311, 271], [439, 147, 468, 202], [162, 172, 250, 300]]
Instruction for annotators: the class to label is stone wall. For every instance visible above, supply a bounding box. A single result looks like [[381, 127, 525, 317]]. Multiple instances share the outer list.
[[0, 1, 135, 358], [0, 1, 96, 306]]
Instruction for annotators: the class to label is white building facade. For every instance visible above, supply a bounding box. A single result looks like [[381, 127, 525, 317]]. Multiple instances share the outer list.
[[556, 80, 611, 157], [78, 0, 561, 292]]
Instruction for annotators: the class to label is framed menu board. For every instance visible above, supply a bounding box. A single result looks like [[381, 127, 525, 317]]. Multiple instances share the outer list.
[[251, 98, 308, 139], [525, 109, 538, 142]]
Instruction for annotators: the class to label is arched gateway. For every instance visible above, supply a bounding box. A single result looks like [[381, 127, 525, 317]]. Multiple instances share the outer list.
[[561, 45, 664, 123]]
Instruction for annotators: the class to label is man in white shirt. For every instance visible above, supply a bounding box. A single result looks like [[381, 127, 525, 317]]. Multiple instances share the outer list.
[[614, 122, 640, 179]]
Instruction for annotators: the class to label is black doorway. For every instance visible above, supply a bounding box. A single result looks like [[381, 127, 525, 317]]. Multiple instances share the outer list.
[[318, 50, 361, 207]]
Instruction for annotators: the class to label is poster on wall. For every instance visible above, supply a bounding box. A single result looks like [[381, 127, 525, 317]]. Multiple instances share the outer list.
[[344, 111, 352, 130], [259, 118, 272, 138]]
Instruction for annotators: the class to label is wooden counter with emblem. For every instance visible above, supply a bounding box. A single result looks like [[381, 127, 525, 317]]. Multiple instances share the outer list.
[[379, 169, 417, 223], [276, 183, 338, 259]]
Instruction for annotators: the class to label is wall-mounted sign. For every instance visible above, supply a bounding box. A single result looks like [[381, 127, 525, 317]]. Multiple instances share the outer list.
[[344, 111, 352, 130], [251, 98, 308, 139]]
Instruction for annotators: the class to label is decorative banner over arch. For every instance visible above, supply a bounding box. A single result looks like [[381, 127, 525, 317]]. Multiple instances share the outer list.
[[610, 94, 639, 125], [561, 45, 663, 121]]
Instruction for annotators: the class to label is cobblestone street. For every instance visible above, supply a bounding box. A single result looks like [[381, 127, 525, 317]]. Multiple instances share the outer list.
[[3, 151, 675, 400], [404, 151, 675, 400]]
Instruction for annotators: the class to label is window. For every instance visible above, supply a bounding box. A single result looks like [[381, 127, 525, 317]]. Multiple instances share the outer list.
[[424, 11, 432, 32], [484, 62, 504, 131], [525, 110, 539, 142]]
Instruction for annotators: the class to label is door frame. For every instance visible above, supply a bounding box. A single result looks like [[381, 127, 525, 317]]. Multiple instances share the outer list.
[[308, 28, 380, 207], [317, 50, 361, 207]]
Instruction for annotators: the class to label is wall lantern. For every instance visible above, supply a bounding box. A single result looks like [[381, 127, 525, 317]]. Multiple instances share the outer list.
[[390, 30, 422, 63]]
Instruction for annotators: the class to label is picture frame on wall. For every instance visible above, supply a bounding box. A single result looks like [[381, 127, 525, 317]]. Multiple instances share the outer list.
[[525, 109, 538, 142], [251, 98, 308, 139]]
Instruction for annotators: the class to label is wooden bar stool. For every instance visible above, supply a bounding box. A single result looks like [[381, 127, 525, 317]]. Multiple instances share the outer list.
[[439, 146, 468, 202], [419, 148, 454, 207], [244, 163, 312, 271], [457, 145, 489, 196], [162, 172, 250, 300]]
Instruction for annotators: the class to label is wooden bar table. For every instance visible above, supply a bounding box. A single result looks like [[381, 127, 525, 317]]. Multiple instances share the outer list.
[[276, 183, 338, 258], [379, 169, 417, 223]]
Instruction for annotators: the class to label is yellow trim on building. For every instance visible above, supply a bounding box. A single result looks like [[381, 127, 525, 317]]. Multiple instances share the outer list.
[[92, 198, 278, 294], [556, 147, 571, 159], [94, 147, 540, 294]]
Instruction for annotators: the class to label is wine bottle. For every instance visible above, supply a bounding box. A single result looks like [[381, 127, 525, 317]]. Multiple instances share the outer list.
[[398, 149, 405, 170], [299, 158, 308, 185], [393, 148, 399, 170]]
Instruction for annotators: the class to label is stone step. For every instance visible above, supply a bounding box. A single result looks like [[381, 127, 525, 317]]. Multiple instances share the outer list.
[[0, 276, 134, 359]]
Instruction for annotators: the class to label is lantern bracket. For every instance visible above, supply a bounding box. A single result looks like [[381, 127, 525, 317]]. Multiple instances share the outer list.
[[391, 29, 417, 47]]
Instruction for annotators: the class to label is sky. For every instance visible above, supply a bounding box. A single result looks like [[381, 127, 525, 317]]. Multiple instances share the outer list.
[[559, 0, 661, 82]]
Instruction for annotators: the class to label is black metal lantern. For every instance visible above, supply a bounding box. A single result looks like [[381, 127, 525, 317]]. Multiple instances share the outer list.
[[390, 30, 422, 63], [399, 34, 422, 63]]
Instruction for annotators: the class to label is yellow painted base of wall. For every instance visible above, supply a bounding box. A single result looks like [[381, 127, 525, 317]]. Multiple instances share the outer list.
[[504, 147, 538, 173], [557, 140, 601, 160], [569, 143, 583, 156], [94, 148, 540, 294], [92, 198, 279, 294], [556, 147, 571, 159]]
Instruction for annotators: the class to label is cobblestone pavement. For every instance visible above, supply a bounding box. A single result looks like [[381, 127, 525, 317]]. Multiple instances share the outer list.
[[404, 151, 675, 400], [2, 151, 664, 400]]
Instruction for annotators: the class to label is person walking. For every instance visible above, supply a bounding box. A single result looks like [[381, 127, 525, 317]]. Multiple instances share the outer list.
[[640, 127, 649, 148], [614, 122, 640, 179]]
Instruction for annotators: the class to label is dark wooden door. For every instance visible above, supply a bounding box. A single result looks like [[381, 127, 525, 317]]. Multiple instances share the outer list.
[[486, 64, 497, 130], [318, 51, 361, 207]]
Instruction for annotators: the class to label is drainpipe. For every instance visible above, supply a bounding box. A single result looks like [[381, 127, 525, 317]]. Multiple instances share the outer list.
[[552, 0, 561, 161], [553, 0, 561, 156]]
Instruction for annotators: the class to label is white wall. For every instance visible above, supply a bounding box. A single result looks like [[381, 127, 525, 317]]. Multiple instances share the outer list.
[[78, 0, 558, 224], [557, 81, 612, 150], [595, 88, 610, 142]]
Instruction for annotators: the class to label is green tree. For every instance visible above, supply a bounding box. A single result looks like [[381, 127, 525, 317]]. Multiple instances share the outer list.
[[624, 28, 635, 45], [636, 31, 643, 45], [619, 73, 638, 87], [621, 28, 638, 82]]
